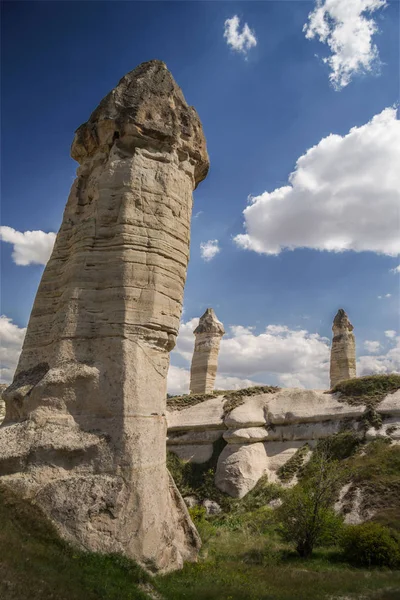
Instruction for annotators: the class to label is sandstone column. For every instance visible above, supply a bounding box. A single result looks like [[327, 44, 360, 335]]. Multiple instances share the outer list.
[[330, 309, 356, 388], [190, 308, 225, 394], [0, 60, 209, 572]]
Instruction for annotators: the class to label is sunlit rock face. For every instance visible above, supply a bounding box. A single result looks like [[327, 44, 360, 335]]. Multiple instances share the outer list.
[[189, 308, 225, 394], [330, 309, 356, 389], [0, 60, 209, 572], [167, 388, 400, 499]]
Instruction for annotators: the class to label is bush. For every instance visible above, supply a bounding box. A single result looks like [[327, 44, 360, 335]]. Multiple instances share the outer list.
[[341, 522, 400, 568], [276, 451, 346, 557]]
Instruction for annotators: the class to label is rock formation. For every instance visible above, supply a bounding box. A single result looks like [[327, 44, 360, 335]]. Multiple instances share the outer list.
[[167, 388, 400, 498], [330, 309, 356, 388], [0, 60, 209, 572], [0, 385, 6, 424], [189, 308, 225, 394]]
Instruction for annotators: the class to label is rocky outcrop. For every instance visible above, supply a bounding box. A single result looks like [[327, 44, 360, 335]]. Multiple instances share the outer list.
[[167, 388, 400, 499], [189, 308, 225, 394], [330, 309, 356, 388], [0, 385, 6, 424], [0, 60, 209, 572]]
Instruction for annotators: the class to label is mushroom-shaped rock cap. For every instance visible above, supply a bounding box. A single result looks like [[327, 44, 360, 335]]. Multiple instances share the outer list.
[[71, 60, 209, 187], [333, 308, 354, 332], [194, 308, 225, 336]]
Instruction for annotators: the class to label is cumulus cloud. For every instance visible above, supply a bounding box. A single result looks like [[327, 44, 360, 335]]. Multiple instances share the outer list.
[[200, 240, 220, 262], [364, 340, 381, 353], [0, 316, 26, 383], [358, 335, 400, 376], [304, 0, 387, 90], [0, 226, 56, 266], [385, 330, 397, 339], [223, 15, 257, 56], [378, 293, 392, 299], [234, 108, 400, 257], [172, 319, 331, 389], [167, 364, 256, 396], [390, 265, 400, 273]]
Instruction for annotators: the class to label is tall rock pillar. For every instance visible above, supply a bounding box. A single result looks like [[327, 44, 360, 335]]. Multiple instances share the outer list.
[[0, 61, 209, 572], [190, 308, 225, 394], [330, 308, 356, 388]]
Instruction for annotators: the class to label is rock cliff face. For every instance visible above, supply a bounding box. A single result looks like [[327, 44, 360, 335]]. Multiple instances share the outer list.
[[0, 60, 209, 572], [330, 309, 356, 388], [167, 388, 400, 499], [189, 308, 225, 394]]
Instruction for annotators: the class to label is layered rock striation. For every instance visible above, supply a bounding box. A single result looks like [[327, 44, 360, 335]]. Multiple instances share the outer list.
[[167, 388, 400, 499], [189, 308, 225, 394], [330, 309, 356, 388], [0, 60, 209, 572]]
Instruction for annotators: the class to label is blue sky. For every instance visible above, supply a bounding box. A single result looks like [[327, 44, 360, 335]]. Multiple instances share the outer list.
[[1, 0, 399, 391]]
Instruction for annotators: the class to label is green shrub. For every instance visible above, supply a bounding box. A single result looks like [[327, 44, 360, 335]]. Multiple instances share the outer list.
[[341, 522, 400, 568], [276, 452, 347, 558]]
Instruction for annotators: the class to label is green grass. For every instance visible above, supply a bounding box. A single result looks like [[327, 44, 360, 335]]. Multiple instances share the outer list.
[[2, 454, 400, 600], [155, 509, 400, 600], [0, 483, 152, 600], [332, 374, 400, 407]]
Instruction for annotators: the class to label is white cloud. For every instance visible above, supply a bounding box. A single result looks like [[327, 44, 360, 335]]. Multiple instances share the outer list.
[[0, 316, 26, 384], [172, 319, 331, 390], [358, 335, 400, 376], [390, 265, 400, 273], [304, 0, 387, 90], [223, 15, 257, 56], [167, 364, 257, 396], [0, 226, 56, 266], [385, 330, 397, 339], [378, 293, 392, 299], [200, 240, 220, 262], [234, 108, 400, 257], [364, 340, 381, 353]]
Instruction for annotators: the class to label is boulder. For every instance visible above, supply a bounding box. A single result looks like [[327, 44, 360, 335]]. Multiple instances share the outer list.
[[202, 499, 222, 515], [224, 395, 270, 428], [215, 443, 268, 498], [223, 426, 269, 444]]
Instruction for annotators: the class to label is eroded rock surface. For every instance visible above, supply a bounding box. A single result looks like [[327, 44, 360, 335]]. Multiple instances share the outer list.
[[189, 308, 225, 394], [330, 309, 356, 388], [0, 60, 209, 572], [166, 387, 400, 498]]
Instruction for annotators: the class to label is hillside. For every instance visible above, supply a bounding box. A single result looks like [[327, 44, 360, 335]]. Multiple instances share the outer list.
[[1, 376, 400, 600]]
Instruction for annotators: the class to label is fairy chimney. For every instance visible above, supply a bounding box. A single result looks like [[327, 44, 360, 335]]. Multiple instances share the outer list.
[[190, 308, 225, 394], [0, 60, 209, 572], [330, 308, 356, 388]]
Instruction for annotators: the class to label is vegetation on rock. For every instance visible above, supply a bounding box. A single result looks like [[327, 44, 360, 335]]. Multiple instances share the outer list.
[[167, 385, 279, 412], [277, 444, 310, 483], [332, 374, 400, 406], [222, 385, 280, 415]]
